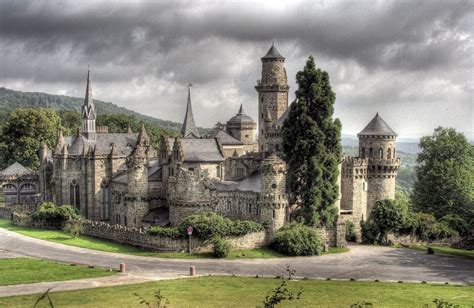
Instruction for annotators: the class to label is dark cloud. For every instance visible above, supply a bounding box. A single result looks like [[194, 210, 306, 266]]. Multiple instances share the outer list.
[[0, 0, 472, 138]]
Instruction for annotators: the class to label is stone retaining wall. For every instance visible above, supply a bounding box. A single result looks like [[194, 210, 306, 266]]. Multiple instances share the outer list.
[[82, 220, 270, 253], [316, 222, 347, 248], [387, 233, 462, 247]]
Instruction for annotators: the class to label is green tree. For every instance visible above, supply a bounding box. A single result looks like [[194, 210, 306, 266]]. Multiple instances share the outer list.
[[369, 199, 409, 243], [0, 108, 62, 170], [281, 56, 342, 227], [59, 109, 81, 136], [412, 127, 474, 220]]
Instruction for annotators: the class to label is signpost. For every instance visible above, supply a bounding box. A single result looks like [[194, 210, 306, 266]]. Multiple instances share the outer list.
[[187, 226, 193, 254]]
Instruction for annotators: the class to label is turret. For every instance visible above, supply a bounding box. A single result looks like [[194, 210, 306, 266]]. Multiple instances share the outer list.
[[81, 68, 97, 140], [357, 113, 400, 215], [255, 43, 289, 153], [226, 104, 257, 145], [259, 154, 288, 231]]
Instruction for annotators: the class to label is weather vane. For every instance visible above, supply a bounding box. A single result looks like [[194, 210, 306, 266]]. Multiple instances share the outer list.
[[187, 82, 193, 88]]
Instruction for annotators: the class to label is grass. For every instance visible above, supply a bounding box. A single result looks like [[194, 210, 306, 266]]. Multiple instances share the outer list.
[[0, 219, 349, 260], [408, 245, 474, 259], [0, 276, 472, 307], [0, 258, 114, 286]]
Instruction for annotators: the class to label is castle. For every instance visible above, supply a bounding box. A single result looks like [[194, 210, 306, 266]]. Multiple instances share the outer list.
[[33, 44, 400, 236]]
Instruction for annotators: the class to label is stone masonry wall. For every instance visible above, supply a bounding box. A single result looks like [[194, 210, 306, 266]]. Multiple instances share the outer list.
[[387, 233, 462, 248]]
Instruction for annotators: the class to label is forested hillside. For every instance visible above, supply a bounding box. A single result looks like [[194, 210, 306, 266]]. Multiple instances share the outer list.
[[0, 87, 196, 133]]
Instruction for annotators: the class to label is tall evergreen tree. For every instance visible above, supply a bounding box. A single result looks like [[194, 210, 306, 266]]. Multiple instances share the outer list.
[[412, 127, 474, 220], [281, 56, 342, 227]]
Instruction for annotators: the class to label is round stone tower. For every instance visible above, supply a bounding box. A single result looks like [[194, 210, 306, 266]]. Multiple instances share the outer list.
[[259, 154, 288, 232], [226, 104, 257, 145], [255, 44, 289, 153], [358, 113, 401, 215]]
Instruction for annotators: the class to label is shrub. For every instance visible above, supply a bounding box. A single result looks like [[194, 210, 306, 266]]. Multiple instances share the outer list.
[[270, 224, 323, 256], [361, 220, 378, 244], [211, 237, 232, 258], [427, 247, 435, 254], [345, 220, 356, 242], [179, 212, 263, 239], [63, 219, 83, 238], [440, 214, 469, 237], [407, 212, 458, 240], [32, 202, 81, 226], [148, 226, 183, 239]]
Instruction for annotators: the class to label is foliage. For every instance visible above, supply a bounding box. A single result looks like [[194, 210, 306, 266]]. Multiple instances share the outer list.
[[413, 127, 474, 221], [350, 301, 373, 308], [424, 298, 460, 308], [58, 109, 81, 136], [405, 212, 458, 241], [133, 289, 170, 308], [281, 56, 342, 227], [148, 226, 183, 239], [0, 108, 62, 170], [427, 247, 435, 254], [345, 220, 356, 242], [32, 202, 82, 226], [179, 212, 263, 239], [439, 214, 469, 237], [262, 266, 303, 308], [211, 237, 232, 258], [63, 219, 84, 238], [270, 223, 323, 256]]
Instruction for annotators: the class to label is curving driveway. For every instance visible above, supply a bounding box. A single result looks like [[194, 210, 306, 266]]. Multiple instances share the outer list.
[[1, 227, 473, 285]]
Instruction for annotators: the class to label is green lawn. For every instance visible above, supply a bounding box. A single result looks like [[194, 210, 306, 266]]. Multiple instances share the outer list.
[[0, 258, 114, 286], [0, 276, 472, 307], [0, 219, 348, 259]]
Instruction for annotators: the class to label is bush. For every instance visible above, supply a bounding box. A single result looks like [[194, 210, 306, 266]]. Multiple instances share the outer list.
[[440, 214, 469, 237], [361, 220, 378, 244], [270, 224, 323, 256], [63, 219, 83, 238], [345, 220, 356, 242], [148, 226, 183, 239], [211, 237, 232, 258], [427, 247, 435, 254], [406, 212, 458, 241], [179, 212, 263, 239], [32, 202, 81, 226]]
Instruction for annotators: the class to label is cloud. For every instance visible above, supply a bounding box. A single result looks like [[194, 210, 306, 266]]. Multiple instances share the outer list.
[[0, 0, 472, 138]]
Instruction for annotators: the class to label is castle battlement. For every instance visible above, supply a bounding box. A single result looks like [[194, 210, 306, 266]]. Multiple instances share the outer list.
[[343, 156, 369, 166]]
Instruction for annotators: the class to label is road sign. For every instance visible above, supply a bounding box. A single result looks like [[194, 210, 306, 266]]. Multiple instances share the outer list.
[[187, 226, 193, 235]]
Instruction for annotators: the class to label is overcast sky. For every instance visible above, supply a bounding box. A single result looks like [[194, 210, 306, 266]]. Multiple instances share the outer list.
[[0, 0, 472, 139]]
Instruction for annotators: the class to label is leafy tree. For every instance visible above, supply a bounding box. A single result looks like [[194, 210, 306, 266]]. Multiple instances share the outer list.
[[0, 108, 62, 170], [412, 127, 474, 221], [281, 56, 342, 227], [270, 223, 323, 256], [59, 109, 81, 136]]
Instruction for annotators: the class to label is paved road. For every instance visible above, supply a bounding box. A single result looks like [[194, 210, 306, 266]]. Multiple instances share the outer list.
[[1, 227, 473, 285]]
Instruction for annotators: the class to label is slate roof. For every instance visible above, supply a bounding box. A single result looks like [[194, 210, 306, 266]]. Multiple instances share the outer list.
[[358, 113, 397, 137], [205, 129, 242, 145], [227, 104, 256, 124], [262, 44, 285, 60], [211, 171, 261, 192], [0, 162, 35, 176], [181, 88, 201, 138], [180, 139, 224, 162], [64, 133, 137, 156]]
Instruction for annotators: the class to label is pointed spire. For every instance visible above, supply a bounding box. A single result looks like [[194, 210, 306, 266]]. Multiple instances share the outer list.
[[181, 85, 201, 138], [137, 123, 150, 146], [262, 43, 285, 60], [81, 68, 96, 120], [55, 131, 65, 154], [238, 104, 244, 114], [127, 124, 133, 134]]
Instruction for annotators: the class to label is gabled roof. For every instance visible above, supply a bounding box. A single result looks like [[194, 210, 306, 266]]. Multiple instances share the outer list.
[[181, 87, 201, 138], [205, 129, 242, 145], [179, 139, 224, 162], [0, 162, 34, 176], [262, 44, 285, 60], [64, 133, 137, 156], [358, 113, 397, 137]]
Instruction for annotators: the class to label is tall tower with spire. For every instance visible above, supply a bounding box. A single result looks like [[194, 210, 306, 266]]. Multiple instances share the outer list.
[[255, 43, 289, 153], [181, 85, 200, 138], [81, 68, 97, 140]]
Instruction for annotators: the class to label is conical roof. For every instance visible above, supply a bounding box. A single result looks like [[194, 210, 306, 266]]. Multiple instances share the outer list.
[[181, 87, 201, 138], [228, 104, 255, 124], [358, 113, 397, 137], [262, 44, 285, 60]]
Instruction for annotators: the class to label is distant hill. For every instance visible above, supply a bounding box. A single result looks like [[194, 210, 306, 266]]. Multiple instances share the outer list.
[[0, 87, 202, 134]]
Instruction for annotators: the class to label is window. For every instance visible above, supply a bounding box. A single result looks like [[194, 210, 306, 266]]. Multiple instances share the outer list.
[[173, 150, 179, 160], [69, 181, 80, 210], [3, 184, 17, 193], [216, 165, 221, 178], [387, 148, 391, 159], [379, 148, 383, 159], [236, 167, 245, 177], [188, 167, 195, 173], [272, 209, 276, 219], [101, 184, 109, 220], [369, 147, 373, 158], [363, 181, 368, 192], [361, 148, 366, 158]]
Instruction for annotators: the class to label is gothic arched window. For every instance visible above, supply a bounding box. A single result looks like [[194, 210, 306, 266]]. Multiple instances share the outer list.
[[69, 180, 80, 210], [379, 148, 383, 159], [369, 147, 373, 158], [387, 148, 392, 159], [101, 182, 109, 220]]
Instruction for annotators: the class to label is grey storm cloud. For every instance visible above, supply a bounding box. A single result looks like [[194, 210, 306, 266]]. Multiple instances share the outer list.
[[0, 0, 472, 138]]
